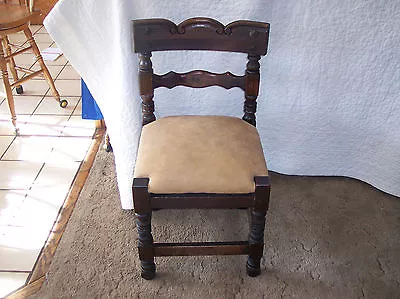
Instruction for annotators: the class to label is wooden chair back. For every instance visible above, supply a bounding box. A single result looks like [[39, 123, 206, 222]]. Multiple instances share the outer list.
[[132, 17, 270, 126]]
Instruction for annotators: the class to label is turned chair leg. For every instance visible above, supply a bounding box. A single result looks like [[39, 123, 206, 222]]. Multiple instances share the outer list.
[[247, 176, 271, 277], [135, 212, 156, 280], [247, 210, 267, 276], [23, 27, 67, 108], [1, 36, 22, 93], [0, 40, 18, 133]]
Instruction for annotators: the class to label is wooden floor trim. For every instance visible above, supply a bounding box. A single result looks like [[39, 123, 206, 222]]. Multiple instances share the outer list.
[[5, 277, 45, 299], [5, 128, 105, 299]]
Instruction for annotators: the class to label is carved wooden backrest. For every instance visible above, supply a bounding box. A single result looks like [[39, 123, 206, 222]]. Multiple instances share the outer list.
[[132, 17, 270, 126]]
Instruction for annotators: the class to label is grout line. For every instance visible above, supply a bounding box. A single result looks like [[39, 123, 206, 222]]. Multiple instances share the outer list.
[[70, 98, 81, 116], [30, 163, 46, 187], [0, 270, 30, 274], [54, 64, 67, 81], [0, 135, 16, 160], [31, 25, 44, 35], [29, 96, 46, 116]]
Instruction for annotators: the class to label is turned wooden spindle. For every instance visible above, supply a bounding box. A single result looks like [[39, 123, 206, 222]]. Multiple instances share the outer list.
[[24, 27, 61, 102], [138, 52, 156, 126], [135, 212, 156, 280], [247, 176, 270, 276], [0, 41, 17, 132], [133, 178, 155, 279], [2, 36, 20, 85], [243, 54, 261, 127]]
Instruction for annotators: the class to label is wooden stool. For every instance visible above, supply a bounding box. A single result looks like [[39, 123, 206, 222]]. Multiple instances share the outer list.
[[0, 1, 67, 133]]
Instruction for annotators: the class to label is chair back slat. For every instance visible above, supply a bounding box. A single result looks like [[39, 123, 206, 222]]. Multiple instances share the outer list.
[[153, 70, 245, 90], [133, 18, 269, 55]]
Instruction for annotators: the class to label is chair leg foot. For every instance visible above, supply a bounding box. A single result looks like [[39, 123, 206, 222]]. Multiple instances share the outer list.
[[16, 85, 23, 94], [140, 260, 156, 280], [59, 99, 68, 108], [103, 133, 113, 152], [246, 257, 261, 277]]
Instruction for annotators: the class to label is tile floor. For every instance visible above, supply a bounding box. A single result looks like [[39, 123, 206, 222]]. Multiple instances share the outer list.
[[0, 25, 96, 297]]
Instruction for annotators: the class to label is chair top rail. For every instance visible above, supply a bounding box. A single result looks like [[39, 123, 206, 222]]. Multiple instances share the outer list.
[[133, 17, 270, 55]]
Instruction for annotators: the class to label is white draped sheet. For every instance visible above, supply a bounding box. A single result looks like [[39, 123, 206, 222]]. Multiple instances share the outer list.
[[44, 0, 400, 209]]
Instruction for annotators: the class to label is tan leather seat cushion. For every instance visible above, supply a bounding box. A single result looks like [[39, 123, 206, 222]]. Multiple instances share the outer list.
[[134, 116, 268, 194]]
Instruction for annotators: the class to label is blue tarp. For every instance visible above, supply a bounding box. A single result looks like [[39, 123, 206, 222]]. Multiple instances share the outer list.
[[81, 79, 103, 120]]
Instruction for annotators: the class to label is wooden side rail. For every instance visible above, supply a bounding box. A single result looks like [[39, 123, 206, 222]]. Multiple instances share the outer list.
[[138, 242, 264, 258], [150, 193, 254, 209]]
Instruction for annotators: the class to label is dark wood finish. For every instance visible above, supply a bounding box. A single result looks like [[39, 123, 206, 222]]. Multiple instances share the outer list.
[[154, 241, 252, 256], [138, 53, 156, 125], [243, 54, 261, 126], [135, 212, 156, 280], [153, 70, 245, 90], [133, 18, 269, 55], [150, 193, 254, 209], [132, 18, 271, 279], [132, 178, 151, 213], [133, 17, 269, 127], [247, 176, 271, 276], [133, 178, 156, 279]]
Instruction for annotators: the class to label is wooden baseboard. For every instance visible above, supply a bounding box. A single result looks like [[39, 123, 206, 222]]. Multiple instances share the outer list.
[[5, 277, 45, 299]]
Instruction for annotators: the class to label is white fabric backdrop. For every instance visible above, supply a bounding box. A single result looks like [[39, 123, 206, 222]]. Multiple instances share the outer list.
[[44, 0, 400, 209]]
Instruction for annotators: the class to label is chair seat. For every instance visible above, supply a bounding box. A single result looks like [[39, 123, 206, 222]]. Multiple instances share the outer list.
[[0, 4, 32, 31], [134, 115, 268, 194]]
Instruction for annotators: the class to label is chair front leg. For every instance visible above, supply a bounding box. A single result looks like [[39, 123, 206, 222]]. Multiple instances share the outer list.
[[135, 212, 156, 280], [133, 178, 155, 279], [247, 176, 271, 277], [247, 210, 267, 276]]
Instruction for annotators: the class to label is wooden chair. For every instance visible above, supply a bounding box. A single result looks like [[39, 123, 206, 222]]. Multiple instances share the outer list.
[[0, 0, 67, 133], [132, 17, 271, 280]]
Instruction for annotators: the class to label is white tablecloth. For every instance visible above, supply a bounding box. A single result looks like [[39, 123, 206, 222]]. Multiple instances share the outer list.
[[45, 0, 400, 209]]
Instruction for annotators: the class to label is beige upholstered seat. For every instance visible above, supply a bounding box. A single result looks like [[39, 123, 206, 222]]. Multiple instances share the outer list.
[[134, 115, 268, 194]]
